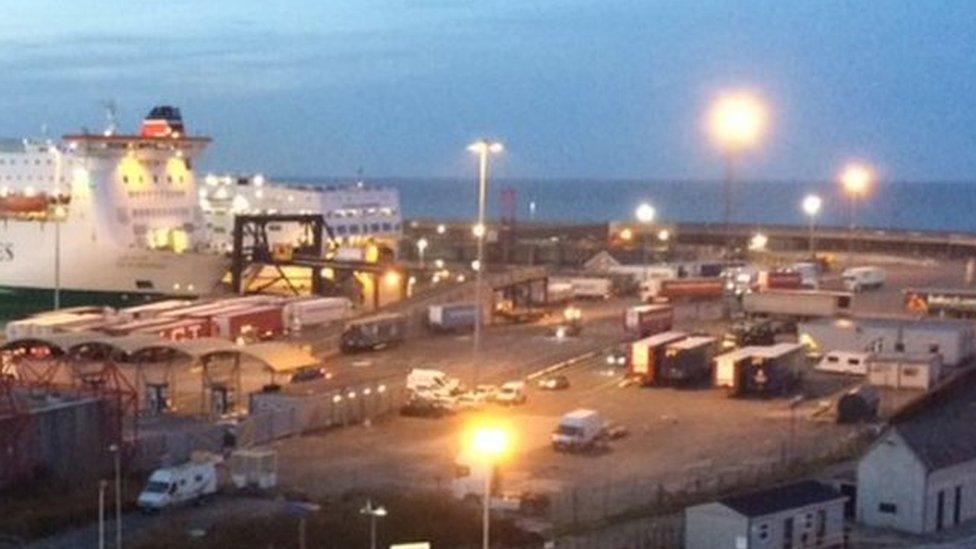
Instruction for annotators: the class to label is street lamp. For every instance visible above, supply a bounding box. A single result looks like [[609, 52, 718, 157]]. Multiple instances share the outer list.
[[708, 91, 768, 251], [359, 499, 387, 549], [416, 238, 428, 269], [801, 194, 822, 256], [108, 443, 121, 549], [635, 202, 656, 281], [469, 425, 511, 549], [436, 223, 446, 235], [840, 162, 873, 263], [467, 139, 503, 385]]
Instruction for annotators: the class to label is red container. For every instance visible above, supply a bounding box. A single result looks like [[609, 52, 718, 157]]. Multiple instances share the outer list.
[[766, 270, 803, 290], [211, 305, 284, 341], [138, 318, 214, 341], [659, 278, 725, 299], [624, 304, 674, 338], [627, 331, 687, 385]]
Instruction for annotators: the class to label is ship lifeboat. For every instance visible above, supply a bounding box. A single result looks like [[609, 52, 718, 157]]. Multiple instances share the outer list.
[[0, 194, 49, 213]]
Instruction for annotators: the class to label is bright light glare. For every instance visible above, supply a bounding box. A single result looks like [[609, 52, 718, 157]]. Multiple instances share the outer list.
[[472, 223, 486, 238], [657, 229, 670, 242], [635, 203, 656, 224], [619, 228, 633, 241], [436, 224, 446, 235], [383, 270, 401, 287], [708, 91, 768, 151], [416, 238, 428, 252], [840, 163, 873, 196], [749, 232, 769, 251], [470, 426, 510, 460], [802, 194, 822, 217]]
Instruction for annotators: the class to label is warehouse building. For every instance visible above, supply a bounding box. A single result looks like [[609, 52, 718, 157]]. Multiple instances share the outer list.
[[858, 373, 976, 534], [685, 480, 847, 548], [799, 317, 975, 367]]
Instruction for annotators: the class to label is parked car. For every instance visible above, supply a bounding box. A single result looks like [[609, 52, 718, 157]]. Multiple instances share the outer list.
[[289, 367, 329, 384], [494, 381, 527, 405], [400, 397, 454, 418], [605, 346, 627, 367], [537, 375, 570, 390]]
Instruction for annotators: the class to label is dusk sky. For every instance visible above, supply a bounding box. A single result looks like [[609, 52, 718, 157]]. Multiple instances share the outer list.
[[2, 1, 974, 182]]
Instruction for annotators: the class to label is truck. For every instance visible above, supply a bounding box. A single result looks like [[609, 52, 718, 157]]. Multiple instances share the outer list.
[[659, 336, 716, 386], [556, 277, 612, 300], [545, 282, 575, 305], [551, 409, 603, 452], [656, 278, 725, 300], [713, 343, 804, 397], [340, 313, 407, 352], [211, 305, 284, 342], [427, 302, 479, 333], [628, 331, 687, 385], [137, 454, 220, 511], [282, 297, 352, 331], [842, 266, 885, 292], [762, 269, 803, 290], [406, 368, 461, 397], [623, 304, 674, 338], [742, 290, 853, 318], [903, 287, 976, 319]]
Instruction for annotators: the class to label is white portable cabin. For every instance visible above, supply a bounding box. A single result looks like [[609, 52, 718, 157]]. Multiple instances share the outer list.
[[867, 354, 942, 390], [816, 351, 872, 375]]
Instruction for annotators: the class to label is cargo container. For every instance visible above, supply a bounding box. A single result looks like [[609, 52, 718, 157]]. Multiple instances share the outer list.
[[104, 316, 187, 337], [762, 270, 803, 290], [546, 282, 575, 305], [628, 331, 687, 385], [550, 277, 612, 300], [5, 312, 107, 339], [657, 278, 725, 300], [427, 302, 479, 333], [211, 305, 284, 342], [714, 343, 804, 397], [623, 304, 674, 338], [340, 313, 407, 353], [743, 290, 853, 318], [282, 297, 352, 331], [118, 299, 195, 321], [867, 353, 941, 390], [798, 317, 975, 366], [136, 318, 214, 341], [903, 287, 976, 319], [660, 336, 716, 385]]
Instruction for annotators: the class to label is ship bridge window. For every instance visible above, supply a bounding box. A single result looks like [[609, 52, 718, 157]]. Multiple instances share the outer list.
[[349, 225, 360, 235], [335, 225, 347, 235], [382, 223, 391, 232], [135, 280, 154, 290], [370, 223, 380, 233]]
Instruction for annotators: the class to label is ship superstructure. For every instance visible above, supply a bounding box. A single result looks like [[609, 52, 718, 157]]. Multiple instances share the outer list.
[[0, 107, 229, 313]]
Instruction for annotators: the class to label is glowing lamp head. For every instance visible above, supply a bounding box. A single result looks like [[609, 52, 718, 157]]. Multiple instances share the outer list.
[[416, 238, 428, 252], [619, 228, 633, 241], [467, 139, 504, 155], [802, 194, 823, 217], [749, 232, 769, 251], [470, 426, 510, 460], [472, 223, 486, 238], [657, 229, 671, 242], [841, 163, 873, 197], [708, 91, 768, 152], [635, 203, 656, 224], [436, 224, 446, 235], [383, 270, 401, 287]]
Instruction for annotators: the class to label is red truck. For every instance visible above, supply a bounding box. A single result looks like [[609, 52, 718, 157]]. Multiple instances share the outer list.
[[658, 278, 725, 300], [624, 304, 674, 338], [210, 305, 284, 342], [764, 270, 803, 290]]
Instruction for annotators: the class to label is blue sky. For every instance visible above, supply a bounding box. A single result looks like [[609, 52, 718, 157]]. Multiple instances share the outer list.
[[1, 1, 974, 182]]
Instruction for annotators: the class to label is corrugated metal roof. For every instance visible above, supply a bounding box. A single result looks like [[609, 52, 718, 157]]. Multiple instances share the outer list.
[[719, 480, 844, 517], [892, 370, 976, 471], [241, 341, 318, 373]]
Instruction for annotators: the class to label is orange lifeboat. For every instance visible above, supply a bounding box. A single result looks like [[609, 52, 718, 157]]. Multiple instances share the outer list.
[[0, 193, 49, 213]]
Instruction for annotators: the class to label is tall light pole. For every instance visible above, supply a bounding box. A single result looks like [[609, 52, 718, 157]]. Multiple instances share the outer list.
[[416, 237, 428, 269], [840, 163, 873, 265], [467, 139, 503, 385], [359, 499, 387, 549], [49, 144, 64, 310], [98, 479, 108, 549], [635, 202, 656, 282], [470, 425, 510, 549], [109, 443, 121, 549], [801, 194, 822, 257], [708, 91, 768, 254]]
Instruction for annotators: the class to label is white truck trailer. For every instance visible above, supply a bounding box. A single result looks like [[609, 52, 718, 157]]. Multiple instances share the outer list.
[[742, 290, 853, 318]]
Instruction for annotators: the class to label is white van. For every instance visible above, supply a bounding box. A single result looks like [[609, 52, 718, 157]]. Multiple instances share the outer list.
[[842, 267, 885, 292], [816, 351, 871, 375], [551, 409, 603, 451], [792, 262, 821, 289], [137, 455, 219, 511], [406, 368, 460, 397]]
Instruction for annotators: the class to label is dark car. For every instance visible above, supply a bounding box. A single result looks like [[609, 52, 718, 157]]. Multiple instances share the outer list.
[[400, 397, 453, 418], [537, 375, 570, 390], [290, 367, 328, 384]]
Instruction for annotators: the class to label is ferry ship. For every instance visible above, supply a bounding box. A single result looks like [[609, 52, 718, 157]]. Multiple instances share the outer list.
[[0, 107, 228, 316], [0, 106, 404, 317]]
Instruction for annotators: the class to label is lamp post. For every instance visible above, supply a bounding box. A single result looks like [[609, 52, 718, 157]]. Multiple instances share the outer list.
[[840, 163, 873, 265], [635, 202, 656, 281], [708, 91, 768, 253], [98, 479, 108, 549], [108, 443, 121, 549], [470, 426, 510, 549], [416, 238, 428, 269], [359, 499, 387, 549], [801, 194, 822, 257], [49, 144, 63, 310], [467, 139, 503, 385]]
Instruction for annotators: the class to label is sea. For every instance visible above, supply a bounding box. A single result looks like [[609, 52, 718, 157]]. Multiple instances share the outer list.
[[341, 178, 976, 234]]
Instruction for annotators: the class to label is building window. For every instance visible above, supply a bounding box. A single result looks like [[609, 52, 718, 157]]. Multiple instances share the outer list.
[[955, 485, 963, 525], [757, 522, 769, 540], [381, 222, 391, 231], [816, 509, 827, 541], [895, 342, 905, 352], [370, 223, 380, 232], [930, 344, 940, 353], [879, 502, 897, 514]]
